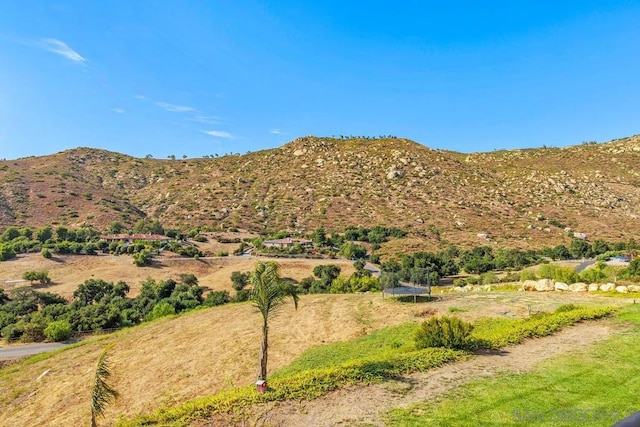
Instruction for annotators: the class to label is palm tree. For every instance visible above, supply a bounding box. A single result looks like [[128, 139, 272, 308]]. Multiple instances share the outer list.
[[250, 261, 299, 382], [91, 344, 119, 427]]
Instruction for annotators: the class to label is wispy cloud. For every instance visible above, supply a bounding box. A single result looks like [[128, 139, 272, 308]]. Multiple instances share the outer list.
[[111, 108, 125, 114], [203, 130, 234, 139], [134, 94, 147, 100], [156, 102, 195, 113], [270, 128, 284, 135], [187, 115, 222, 124], [41, 38, 86, 64]]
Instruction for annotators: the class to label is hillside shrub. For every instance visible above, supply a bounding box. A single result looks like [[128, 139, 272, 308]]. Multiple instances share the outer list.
[[20, 321, 46, 342], [146, 302, 176, 321], [42, 247, 52, 259], [415, 316, 475, 350], [44, 320, 72, 341], [132, 249, 153, 266], [204, 291, 231, 307]]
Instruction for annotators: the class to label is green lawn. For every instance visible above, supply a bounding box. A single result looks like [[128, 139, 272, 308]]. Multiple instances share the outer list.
[[271, 322, 418, 378], [385, 304, 640, 427]]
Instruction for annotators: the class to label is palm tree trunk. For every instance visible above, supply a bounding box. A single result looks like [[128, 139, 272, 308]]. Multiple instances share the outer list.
[[258, 318, 268, 381]]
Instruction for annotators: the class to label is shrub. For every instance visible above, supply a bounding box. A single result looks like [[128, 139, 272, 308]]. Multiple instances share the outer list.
[[480, 271, 498, 285], [415, 316, 475, 350], [133, 249, 153, 266], [452, 278, 467, 287], [146, 302, 176, 321], [519, 270, 537, 281], [555, 304, 580, 313], [204, 291, 231, 307], [20, 321, 46, 342], [42, 247, 52, 259], [44, 320, 72, 341], [2, 322, 24, 343]]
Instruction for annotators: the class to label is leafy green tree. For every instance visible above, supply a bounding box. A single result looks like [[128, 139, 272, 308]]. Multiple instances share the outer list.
[[231, 271, 250, 291], [0, 226, 20, 242], [311, 226, 327, 246], [591, 239, 609, 256], [339, 242, 367, 260], [0, 243, 16, 261], [204, 291, 231, 306], [146, 302, 176, 320], [22, 270, 51, 284], [91, 344, 119, 427], [55, 226, 69, 242], [132, 249, 153, 266], [107, 221, 126, 234], [250, 261, 299, 382], [569, 239, 592, 259], [551, 245, 571, 260], [44, 320, 72, 341], [36, 226, 53, 243]]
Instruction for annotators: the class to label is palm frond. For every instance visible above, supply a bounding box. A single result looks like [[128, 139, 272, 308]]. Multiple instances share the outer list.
[[91, 344, 118, 426]]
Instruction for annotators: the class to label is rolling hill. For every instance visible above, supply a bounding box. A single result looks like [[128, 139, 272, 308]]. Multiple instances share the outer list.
[[2, 134, 640, 249]]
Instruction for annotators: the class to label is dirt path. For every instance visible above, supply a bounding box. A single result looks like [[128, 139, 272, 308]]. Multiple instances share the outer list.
[[236, 321, 616, 427]]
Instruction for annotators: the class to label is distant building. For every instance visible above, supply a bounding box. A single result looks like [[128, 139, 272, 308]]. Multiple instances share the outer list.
[[99, 234, 171, 243], [263, 238, 313, 249]]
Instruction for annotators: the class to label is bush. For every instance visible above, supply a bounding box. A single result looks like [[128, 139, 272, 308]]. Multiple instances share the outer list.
[[44, 320, 72, 341], [452, 278, 467, 287], [204, 291, 231, 307], [2, 322, 24, 343], [20, 321, 46, 342], [146, 302, 176, 321], [519, 270, 537, 281], [415, 316, 475, 350], [42, 247, 52, 259], [133, 249, 153, 266]]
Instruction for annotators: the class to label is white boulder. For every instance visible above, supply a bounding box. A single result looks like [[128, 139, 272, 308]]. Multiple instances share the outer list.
[[600, 283, 616, 292], [535, 279, 555, 292], [568, 282, 588, 292], [522, 280, 537, 291], [554, 282, 569, 291]]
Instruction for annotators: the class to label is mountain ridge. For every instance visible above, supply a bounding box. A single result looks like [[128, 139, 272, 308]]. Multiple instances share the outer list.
[[1, 134, 640, 249]]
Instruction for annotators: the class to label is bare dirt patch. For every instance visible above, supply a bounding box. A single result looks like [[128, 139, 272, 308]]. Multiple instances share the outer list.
[[243, 321, 618, 427]]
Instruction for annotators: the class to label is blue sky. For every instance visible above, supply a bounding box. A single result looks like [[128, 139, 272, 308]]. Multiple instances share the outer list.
[[1, 1, 639, 160]]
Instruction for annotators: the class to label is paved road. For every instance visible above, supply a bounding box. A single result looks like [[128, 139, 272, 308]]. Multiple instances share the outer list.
[[0, 342, 69, 359], [575, 259, 596, 273]]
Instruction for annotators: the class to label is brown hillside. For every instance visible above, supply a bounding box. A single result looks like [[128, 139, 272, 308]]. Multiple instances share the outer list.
[[2, 135, 640, 249]]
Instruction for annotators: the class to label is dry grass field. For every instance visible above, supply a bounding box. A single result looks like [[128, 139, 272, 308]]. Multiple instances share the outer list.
[[0, 290, 623, 427], [0, 253, 357, 299]]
